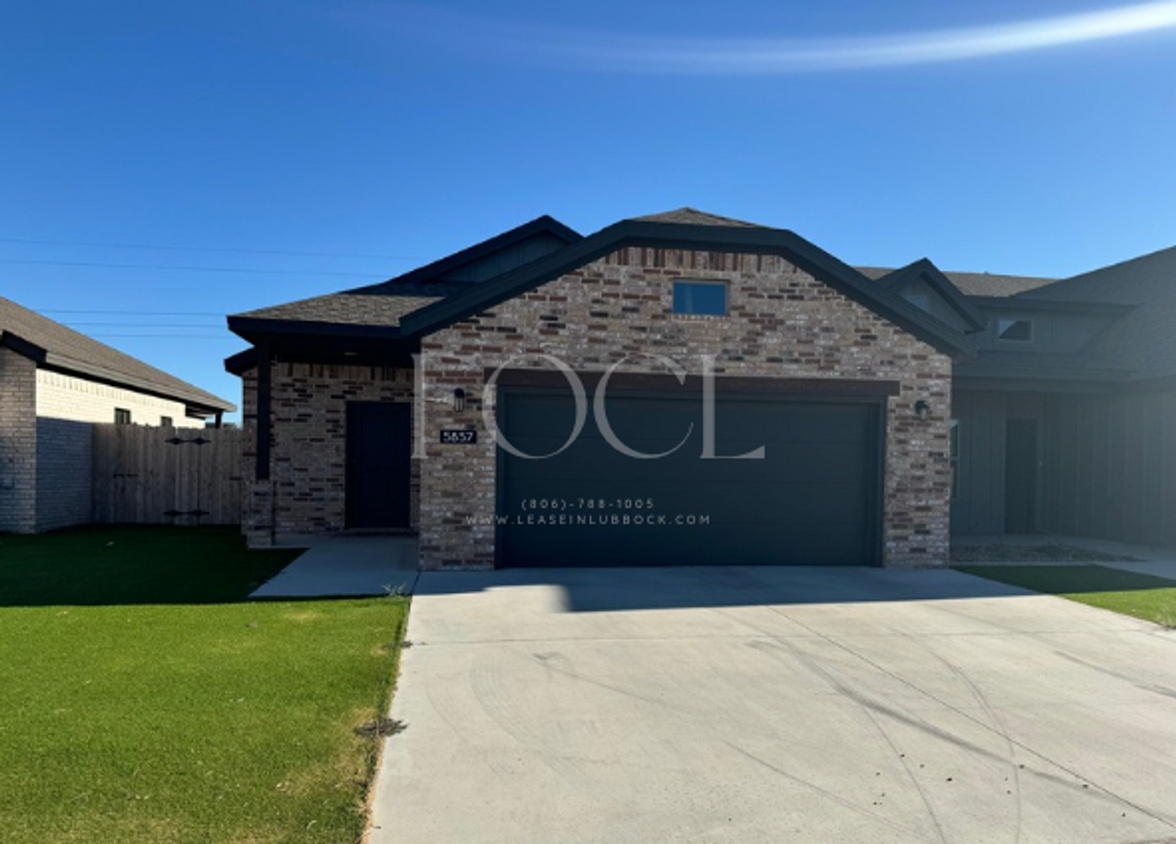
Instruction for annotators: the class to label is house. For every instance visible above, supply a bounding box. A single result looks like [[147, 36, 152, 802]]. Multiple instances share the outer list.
[[224, 209, 1176, 569], [0, 295, 236, 533]]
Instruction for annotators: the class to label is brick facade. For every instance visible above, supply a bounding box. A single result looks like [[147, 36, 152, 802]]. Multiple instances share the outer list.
[[416, 248, 952, 569], [241, 362, 416, 546], [35, 417, 93, 532], [240, 248, 953, 568]]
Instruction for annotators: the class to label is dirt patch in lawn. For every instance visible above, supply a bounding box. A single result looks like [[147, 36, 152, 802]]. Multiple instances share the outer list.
[[951, 544, 1141, 564]]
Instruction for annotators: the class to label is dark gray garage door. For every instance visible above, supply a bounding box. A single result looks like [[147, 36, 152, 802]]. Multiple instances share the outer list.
[[497, 390, 882, 567]]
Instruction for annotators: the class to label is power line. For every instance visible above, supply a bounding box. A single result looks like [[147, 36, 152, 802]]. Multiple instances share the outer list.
[[39, 309, 226, 316], [0, 236, 422, 261], [60, 322, 226, 328], [0, 258, 384, 278], [87, 334, 238, 339]]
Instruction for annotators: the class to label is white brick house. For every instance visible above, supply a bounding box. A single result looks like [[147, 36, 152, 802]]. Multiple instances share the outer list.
[[0, 296, 235, 533]]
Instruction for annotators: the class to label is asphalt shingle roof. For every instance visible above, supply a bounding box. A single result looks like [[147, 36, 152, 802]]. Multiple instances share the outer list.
[[627, 207, 767, 228], [857, 267, 1057, 298], [237, 293, 443, 327], [1, 295, 234, 412]]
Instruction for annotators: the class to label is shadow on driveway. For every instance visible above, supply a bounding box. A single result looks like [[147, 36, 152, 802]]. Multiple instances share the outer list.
[[415, 564, 1040, 613]]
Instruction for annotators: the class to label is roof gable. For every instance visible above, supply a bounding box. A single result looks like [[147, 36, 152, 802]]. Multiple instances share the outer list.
[[349, 215, 581, 296], [1018, 242, 1176, 380], [399, 219, 976, 358], [874, 259, 986, 332]]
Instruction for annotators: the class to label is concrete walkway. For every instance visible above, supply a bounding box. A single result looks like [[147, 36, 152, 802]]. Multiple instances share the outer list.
[[370, 565, 1176, 844], [249, 535, 419, 598], [955, 532, 1176, 581]]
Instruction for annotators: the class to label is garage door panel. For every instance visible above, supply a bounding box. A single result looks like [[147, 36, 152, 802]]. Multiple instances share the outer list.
[[499, 391, 881, 567], [505, 522, 865, 567], [503, 442, 870, 486], [507, 478, 864, 521]]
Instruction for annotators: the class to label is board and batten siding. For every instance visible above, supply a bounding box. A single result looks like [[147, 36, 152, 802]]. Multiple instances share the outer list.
[[1040, 390, 1176, 547], [953, 386, 1176, 547]]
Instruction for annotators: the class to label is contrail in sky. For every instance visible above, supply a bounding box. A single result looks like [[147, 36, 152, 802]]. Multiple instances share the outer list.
[[404, 1, 1176, 74]]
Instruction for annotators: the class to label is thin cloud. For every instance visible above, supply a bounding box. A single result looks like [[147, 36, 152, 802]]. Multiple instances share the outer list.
[[406, 2, 1176, 74]]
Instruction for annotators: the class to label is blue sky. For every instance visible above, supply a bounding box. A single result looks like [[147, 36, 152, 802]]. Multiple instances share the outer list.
[[3, 0, 1175, 419]]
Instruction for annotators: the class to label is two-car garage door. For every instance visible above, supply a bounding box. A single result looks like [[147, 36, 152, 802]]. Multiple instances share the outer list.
[[497, 389, 883, 567]]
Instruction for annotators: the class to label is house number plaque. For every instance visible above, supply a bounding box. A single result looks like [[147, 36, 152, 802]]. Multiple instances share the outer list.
[[440, 429, 478, 445]]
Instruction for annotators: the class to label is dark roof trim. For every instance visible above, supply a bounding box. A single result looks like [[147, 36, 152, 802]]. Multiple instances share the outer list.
[[1, 330, 47, 363], [877, 259, 986, 332], [227, 316, 405, 341], [954, 377, 1117, 395], [224, 347, 258, 375], [3, 330, 235, 414], [954, 362, 1132, 383], [493, 367, 901, 396], [348, 215, 582, 294], [399, 221, 976, 358], [969, 296, 1136, 315]]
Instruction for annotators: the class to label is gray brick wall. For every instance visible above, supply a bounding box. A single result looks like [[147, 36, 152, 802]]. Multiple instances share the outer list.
[[35, 417, 93, 532], [417, 248, 953, 570], [0, 348, 37, 533]]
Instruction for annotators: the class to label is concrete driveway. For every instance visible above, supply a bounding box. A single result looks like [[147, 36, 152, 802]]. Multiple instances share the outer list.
[[370, 566, 1176, 844]]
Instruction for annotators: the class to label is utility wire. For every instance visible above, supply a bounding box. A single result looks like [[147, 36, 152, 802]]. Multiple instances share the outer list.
[[40, 309, 226, 316], [0, 257, 384, 278], [0, 236, 421, 261], [87, 334, 238, 339], [60, 322, 226, 328]]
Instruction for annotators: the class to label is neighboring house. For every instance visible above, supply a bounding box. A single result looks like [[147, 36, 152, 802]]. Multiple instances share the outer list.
[[224, 209, 1176, 568], [0, 296, 236, 533]]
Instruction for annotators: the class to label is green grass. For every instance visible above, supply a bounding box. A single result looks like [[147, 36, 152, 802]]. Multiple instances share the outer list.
[[957, 564, 1176, 628], [0, 526, 410, 844]]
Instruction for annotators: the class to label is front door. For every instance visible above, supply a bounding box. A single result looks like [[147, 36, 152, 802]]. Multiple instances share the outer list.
[[1004, 418, 1037, 534], [346, 402, 411, 529]]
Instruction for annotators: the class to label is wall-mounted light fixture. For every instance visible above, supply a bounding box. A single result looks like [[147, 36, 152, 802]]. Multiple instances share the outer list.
[[914, 399, 931, 419], [453, 388, 467, 413]]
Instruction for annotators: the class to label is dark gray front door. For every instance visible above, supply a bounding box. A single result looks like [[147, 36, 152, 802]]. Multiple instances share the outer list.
[[498, 390, 882, 567], [346, 402, 411, 529], [1005, 418, 1037, 534]]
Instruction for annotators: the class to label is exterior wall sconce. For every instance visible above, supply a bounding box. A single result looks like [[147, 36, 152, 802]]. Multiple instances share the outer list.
[[914, 399, 931, 419], [453, 388, 466, 413]]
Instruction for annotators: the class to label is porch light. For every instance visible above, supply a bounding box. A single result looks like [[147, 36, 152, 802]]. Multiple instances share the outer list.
[[914, 399, 931, 419], [453, 388, 466, 413]]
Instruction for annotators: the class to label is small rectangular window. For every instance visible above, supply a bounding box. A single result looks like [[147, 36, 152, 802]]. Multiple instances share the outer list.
[[160, 416, 173, 427], [996, 318, 1033, 342], [114, 408, 132, 425], [949, 419, 961, 500], [673, 280, 728, 316]]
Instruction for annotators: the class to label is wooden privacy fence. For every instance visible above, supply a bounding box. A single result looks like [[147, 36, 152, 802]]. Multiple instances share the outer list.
[[92, 424, 243, 525]]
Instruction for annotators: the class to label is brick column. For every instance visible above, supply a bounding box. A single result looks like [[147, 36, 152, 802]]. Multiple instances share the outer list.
[[0, 348, 37, 533]]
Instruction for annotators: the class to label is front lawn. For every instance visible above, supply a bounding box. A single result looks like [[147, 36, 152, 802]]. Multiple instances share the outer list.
[[956, 564, 1176, 628], [0, 526, 409, 844]]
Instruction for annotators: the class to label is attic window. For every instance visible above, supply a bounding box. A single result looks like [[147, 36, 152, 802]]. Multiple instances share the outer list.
[[673, 280, 728, 316], [904, 292, 931, 312], [996, 318, 1033, 343]]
